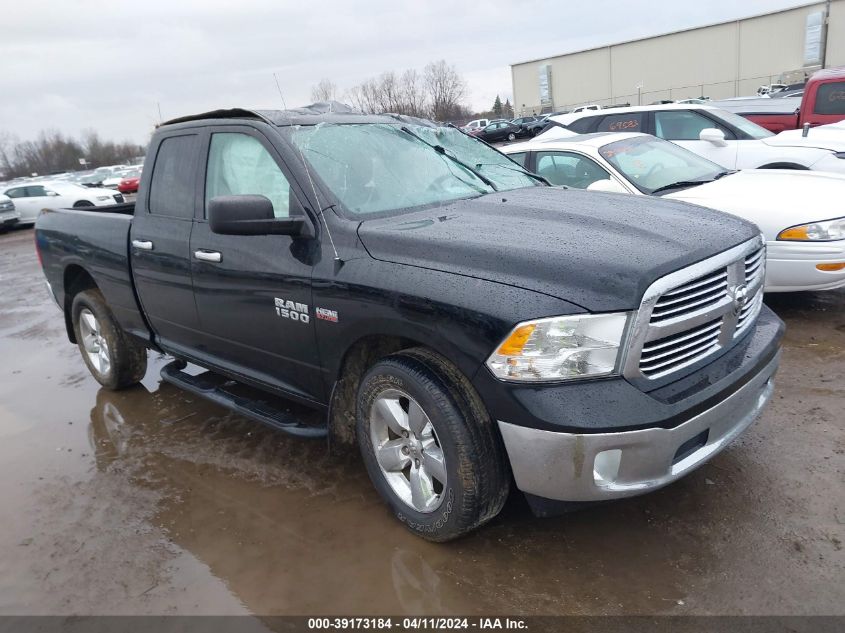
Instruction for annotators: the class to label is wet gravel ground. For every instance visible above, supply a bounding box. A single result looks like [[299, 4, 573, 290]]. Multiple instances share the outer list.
[[0, 227, 842, 616]]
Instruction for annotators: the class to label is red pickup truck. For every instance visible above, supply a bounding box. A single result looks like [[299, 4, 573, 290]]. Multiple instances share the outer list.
[[715, 67, 845, 133]]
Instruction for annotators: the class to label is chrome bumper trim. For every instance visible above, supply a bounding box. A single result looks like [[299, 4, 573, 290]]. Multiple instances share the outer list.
[[498, 351, 779, 502]]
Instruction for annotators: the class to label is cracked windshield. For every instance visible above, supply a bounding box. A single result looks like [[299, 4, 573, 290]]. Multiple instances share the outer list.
[[291, 123, 540, 215]]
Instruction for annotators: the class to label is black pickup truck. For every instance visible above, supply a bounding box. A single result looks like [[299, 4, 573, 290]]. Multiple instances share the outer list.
[[35, 103, 783, 541]]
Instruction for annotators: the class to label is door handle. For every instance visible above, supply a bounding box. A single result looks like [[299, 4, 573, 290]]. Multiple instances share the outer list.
[[132, 239, 153, 250], [194, 250, 222, 263]]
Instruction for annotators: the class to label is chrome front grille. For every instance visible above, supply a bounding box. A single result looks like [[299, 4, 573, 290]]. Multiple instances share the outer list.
[[649, 268, 728, 322], [624, 238, 766, 381], [639, 318, 722, 376]]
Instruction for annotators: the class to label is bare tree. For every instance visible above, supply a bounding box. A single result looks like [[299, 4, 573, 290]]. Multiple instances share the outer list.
[[310, 78, 338, 103], [0, 129, 144, 179], [399, 69, 427, 117], [345, 60, 468, 120], [423, 60, 468, 122]]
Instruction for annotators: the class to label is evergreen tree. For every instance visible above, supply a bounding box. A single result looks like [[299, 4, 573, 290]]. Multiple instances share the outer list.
[[492, 95, 503, 117], [503, 98, 514, 119]]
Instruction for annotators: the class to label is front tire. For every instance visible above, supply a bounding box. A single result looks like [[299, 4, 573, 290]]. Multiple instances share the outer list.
[[71, 289, 147, 390], [73, 200, 93, 208], [507, 132, 516, 141], [357, 349, 510, 541]]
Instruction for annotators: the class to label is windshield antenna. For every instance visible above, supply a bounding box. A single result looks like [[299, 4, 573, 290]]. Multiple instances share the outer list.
[[272, 73, 288, 110], [292, 138, 343, 269]]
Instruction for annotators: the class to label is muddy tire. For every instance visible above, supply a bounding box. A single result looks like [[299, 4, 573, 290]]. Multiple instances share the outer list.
[[71, 289, 147, 390], [357, 348, 510, 542]]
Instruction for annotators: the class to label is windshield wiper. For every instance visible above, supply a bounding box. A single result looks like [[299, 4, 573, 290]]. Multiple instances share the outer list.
[[472, 162, 551, 186], [399, 126, 499, 191], [650, 180, 713, 195], [713, 170, 736, 180]]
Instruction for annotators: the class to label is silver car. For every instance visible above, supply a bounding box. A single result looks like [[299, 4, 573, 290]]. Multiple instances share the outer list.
[[0, 194, 20, 231]]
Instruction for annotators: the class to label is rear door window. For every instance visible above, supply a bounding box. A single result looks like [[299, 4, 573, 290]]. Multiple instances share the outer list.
[[148, 134, 200, 219], [26, 185, 48, 197], [566, 116, 597, 134], [5, 188, 25, 198], [596, 113, 645, 133], [814, 82, 845, 115]]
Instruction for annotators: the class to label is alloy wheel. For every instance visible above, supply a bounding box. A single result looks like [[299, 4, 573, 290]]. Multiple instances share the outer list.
[[369, 388, 447, 513]]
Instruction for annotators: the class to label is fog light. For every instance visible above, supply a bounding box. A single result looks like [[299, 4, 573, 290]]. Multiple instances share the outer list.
[[593, 449, 622, 485], [816, 263, 845, 272]]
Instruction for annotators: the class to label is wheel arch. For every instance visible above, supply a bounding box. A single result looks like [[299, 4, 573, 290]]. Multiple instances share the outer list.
[[62, 264, 99, 343], [757, 162, 809, 170], [327, 333, 487, 448]]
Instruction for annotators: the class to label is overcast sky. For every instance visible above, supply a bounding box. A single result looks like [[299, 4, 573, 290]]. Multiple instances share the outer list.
[[2, 0, 811, 145]]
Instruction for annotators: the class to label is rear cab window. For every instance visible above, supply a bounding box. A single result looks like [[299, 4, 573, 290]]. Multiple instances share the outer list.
[[148, 134, 200, 219], [814, 81, 845, 115]]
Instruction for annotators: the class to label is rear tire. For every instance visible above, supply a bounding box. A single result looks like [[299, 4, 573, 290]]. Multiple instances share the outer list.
[[71, 289, 147, 390], [357, 348, 510, 542]]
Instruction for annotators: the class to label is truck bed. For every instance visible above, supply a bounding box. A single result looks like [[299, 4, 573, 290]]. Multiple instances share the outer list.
[[36, 205, 151, 344]]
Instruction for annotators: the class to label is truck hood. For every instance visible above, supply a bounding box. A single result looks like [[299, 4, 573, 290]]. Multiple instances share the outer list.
[[357, 187, 756, 312], [666, 169, 845, 240]]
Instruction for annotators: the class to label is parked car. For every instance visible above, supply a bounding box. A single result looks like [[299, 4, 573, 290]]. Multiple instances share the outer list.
[[554, 103, 845, 174], [712, 66, 845, 132], [0, 194, 20, 231], [4, 182, 124, 225], [510, 116, 541, 137], [461, 118, 489, 133], [524, 115, 552, 137], [118, 169, 142, 194], [504, 131, 845, 292], [35, 104, 782, 541], [472, 120, 521, 142], [101, 175, 123, 189]]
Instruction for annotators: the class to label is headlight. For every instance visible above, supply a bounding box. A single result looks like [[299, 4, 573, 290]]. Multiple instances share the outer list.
[[96, 195, 110, 201], [486, 313, 630, 382], [778, 217, 845, 241]]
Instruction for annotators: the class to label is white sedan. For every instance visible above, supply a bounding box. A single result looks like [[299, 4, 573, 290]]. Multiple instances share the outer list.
[[551, 103, 845, 175], [503, 131, 845, 292], [3, 181, 123, 225]]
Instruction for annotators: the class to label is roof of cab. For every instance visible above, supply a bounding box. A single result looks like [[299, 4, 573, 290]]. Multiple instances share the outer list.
[[160, 102, 438, 128]]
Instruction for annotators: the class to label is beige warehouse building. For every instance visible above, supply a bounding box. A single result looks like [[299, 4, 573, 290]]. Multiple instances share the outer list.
[[512, 0, 845, 115]]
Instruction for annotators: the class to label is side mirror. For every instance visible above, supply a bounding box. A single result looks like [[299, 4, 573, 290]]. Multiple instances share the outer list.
[[699, 128, 727, 147], [586, 178, 628, 194], [208, 195, 310, 237], [46, 191, 60, 197]]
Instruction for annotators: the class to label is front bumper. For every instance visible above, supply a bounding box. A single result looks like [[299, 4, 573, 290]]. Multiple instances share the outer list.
[[498, 350, 778, 502], [0, 211, 19, 227], [766, 239, 845, 292]]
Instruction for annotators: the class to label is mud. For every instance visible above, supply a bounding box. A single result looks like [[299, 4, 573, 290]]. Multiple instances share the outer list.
[[0, 227, 842, 615]]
